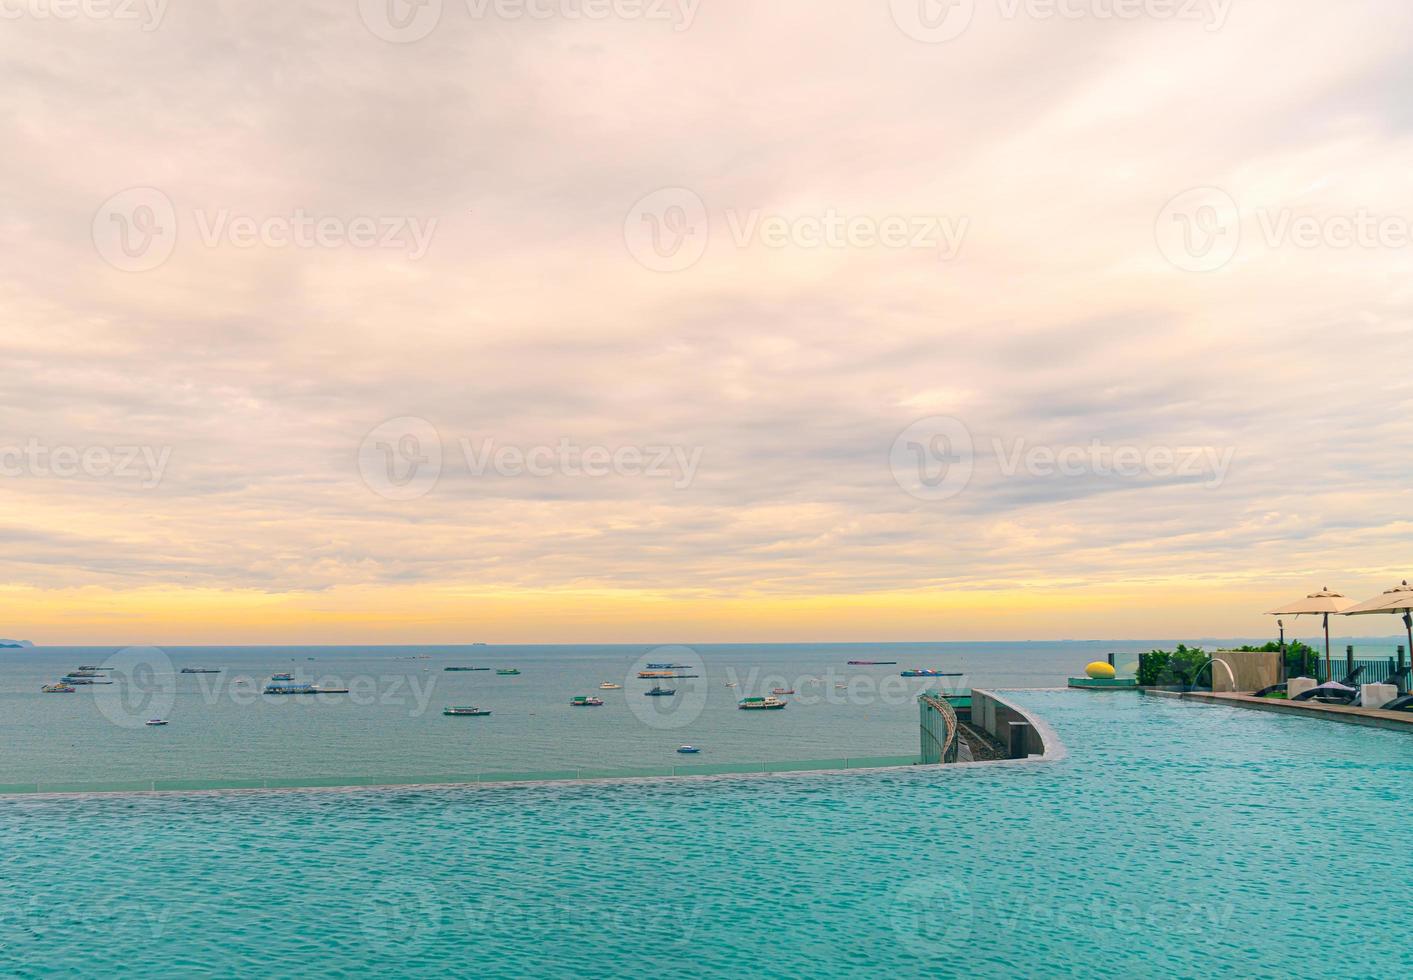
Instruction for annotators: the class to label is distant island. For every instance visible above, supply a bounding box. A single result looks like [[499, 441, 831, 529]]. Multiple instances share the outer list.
[[0, 639, 34, 648]]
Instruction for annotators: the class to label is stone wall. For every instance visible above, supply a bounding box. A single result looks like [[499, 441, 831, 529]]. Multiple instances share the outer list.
[[1209, 650, 1279, 693]]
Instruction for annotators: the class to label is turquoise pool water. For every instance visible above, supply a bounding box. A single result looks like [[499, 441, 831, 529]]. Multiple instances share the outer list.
[[4, 691, 1412, 978]]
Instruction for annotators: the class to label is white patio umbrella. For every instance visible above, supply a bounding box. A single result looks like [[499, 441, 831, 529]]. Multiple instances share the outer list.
[[1266, 587, 1357, 681], [1342, 580, 1413, 672]]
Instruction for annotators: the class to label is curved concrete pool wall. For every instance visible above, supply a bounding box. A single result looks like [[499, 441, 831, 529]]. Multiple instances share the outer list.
[[968, 689, 1066, 762]]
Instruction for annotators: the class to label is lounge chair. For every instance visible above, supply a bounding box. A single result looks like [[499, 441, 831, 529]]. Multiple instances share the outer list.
[[1252, 660, 1359, 699], [1291, 665, 1366, 704], [1375, 666, 1413, 711]]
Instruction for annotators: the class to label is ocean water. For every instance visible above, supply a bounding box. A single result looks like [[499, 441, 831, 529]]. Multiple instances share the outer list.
[[3, 639, 1406, 789], [3, 689, 1411, 978], [0, 641, 1172, 788]]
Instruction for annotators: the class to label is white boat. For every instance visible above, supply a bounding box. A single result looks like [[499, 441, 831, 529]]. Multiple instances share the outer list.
[[145, 719, 169, 727]]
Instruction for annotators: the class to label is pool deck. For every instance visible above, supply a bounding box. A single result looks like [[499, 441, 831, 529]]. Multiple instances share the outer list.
[[1149, 689, 1413, 733]]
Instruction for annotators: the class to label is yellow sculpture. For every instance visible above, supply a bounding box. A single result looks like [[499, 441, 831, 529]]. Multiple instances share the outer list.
[[1085, 661, 1116, 680]]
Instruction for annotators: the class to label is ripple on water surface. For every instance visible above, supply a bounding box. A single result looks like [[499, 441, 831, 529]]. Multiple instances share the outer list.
[[3, 691, 1413, 979]]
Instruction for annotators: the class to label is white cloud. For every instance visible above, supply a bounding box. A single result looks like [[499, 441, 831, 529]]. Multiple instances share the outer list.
[[1, 0, 1411, 636]]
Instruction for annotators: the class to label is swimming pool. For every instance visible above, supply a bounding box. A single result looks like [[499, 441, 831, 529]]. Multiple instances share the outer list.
[[3, 691, 1410, 978]]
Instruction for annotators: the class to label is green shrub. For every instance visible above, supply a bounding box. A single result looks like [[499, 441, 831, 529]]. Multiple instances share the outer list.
[[1137, 644, 1209, 688]]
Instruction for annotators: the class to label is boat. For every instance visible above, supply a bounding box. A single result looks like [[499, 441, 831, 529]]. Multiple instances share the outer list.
[[725, 681, 737, 688], [676, 745, 701, 754], [644, 686, 676, 697], [270, 672, 294, 681], [66, 669, 102, 678], [264, 682, 316, 695], [900, 669, 964, 678], [599, 682, 622, 690], [145, 719, 169, 727], [41, 683, 76, 693], [738, 696, 787, 710], [570, 696, 604, 707], [637, 671, 700, 679], [847, 660, 897, 666], [445, 667, 490, 672], [181, 668, 221, 674], [771, 687, 795, 695], [62, 676, 113, 685], [496, 668, 521, 676], [646, 663, 693, 669], [443, 706, 492, 716]]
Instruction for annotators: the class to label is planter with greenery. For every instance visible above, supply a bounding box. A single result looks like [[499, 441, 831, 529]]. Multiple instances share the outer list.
[[1136, 644, 1211, 688], [1234, 640, 1317, 679]]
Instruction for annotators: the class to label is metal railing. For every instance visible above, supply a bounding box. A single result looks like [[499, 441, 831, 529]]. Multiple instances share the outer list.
[[918, 692, 960, 764], [1312, 658, 1408, 688]]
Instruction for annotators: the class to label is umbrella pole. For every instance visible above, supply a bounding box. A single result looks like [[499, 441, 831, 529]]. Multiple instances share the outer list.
[[1324, 613, 1331, 681]]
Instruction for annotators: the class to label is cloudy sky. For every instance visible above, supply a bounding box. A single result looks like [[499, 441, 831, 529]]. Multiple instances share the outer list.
[[2, 0, 1412, 644]]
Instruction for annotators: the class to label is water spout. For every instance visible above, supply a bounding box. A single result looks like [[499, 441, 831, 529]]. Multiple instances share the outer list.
[[1194, 657, 1237, 692]]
